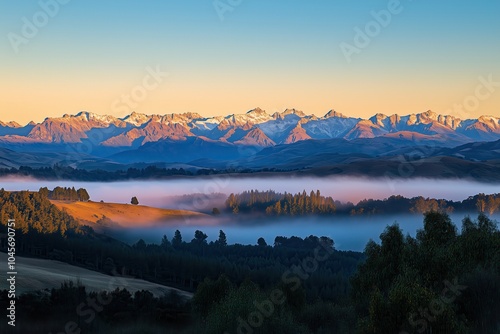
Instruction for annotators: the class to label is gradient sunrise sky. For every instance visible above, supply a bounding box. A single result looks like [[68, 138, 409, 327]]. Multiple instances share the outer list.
[[1, 0, 499, 124]]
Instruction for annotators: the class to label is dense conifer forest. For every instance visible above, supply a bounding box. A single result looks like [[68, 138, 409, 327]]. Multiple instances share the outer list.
[[0, 165, 279, 181], [225, 189, 500, 216], [0, 188, 499, 333]]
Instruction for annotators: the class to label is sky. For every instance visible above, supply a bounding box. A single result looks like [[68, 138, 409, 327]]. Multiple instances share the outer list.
[[0, 0, 499, 124]]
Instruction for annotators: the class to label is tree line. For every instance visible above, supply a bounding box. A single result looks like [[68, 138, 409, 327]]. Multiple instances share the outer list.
[[0, 187, 362, 304], [0, 188, 81, 235], [0, 165, 288, 181], [0, 281, 191, 333], [191, 212, 500, 333], [1, 211, 498, 333], [40, 186, 90, 201], [350, 212, 500, 333], [226, 189, 337, 215], [224, 190, 500, 216], [1, 187, 498, 332]]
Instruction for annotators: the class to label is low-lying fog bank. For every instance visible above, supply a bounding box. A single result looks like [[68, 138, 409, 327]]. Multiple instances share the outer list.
[[2, 176, 500, 210], [107, 212, 500, 252]]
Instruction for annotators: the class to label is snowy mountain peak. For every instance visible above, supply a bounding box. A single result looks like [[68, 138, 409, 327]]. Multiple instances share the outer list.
[[372, 113, 387, 119], [324, 110, 347, 119], [2, 109, 500, 147], [369, 113, 389, 127], [478, 115, 500, 124], [75, 111, 118, 124], [181, 112, 203, 120], [281, 108, 306, 117], [246, 107, 267, 115], [121, 112, 151, 126], [419, 110, 438, 121], [0, 120, 22, 128], [153, 112, 203, 124], [76, 111, 96, 119]]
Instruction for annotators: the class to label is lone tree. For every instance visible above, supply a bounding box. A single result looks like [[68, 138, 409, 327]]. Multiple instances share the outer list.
[[216, 230, 227, 246], [172, 230, 182, 248], [257, 237, 267, 247], [131, 196, 139, 205], [160, 234, 171, 250], [133, 239, 146, 250], [192, 230, 208, 245]]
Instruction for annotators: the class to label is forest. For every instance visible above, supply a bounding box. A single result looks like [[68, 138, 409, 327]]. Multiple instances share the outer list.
[[0, 188, 499, 333], [224, 189, 500, 216], [0, 188, 81, 234], [0, 165, 282, 181], [43, 186, 91, 201]]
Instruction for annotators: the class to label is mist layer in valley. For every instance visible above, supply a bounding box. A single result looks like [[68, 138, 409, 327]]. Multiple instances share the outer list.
[[107, 212, 499, 252], [2, 176, 500, 208], [4, 176, 499, 252]]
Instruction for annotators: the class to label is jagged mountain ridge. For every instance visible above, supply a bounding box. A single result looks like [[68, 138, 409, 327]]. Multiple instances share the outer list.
[[1, 109, 499, 148]]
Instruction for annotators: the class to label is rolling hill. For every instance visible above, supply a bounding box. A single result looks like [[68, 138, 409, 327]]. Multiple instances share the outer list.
[[0, 252, 192, 298], [50, 200, 209, 227]]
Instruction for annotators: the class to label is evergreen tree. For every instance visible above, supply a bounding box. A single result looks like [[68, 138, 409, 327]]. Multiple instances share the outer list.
[[160, 234, 171, 250], [172, 230, 182, 248], [192, 230, 208, 244], [216, 230, 227, 246], [257, 237, 267, 247], [77, 188, 90, 201]]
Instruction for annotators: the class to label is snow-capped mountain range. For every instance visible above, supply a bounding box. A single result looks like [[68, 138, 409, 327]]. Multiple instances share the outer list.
[[1, 108, 499, 148]]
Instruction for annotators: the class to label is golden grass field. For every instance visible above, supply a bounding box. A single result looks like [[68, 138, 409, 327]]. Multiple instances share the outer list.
[[50, 200, 208, 227]]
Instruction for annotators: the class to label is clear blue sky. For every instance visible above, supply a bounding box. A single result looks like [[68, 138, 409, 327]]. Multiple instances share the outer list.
[[1, 0, 499, 123]]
